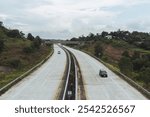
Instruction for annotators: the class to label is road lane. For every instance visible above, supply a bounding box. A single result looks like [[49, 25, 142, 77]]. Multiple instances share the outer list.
[[0, 45, 66, 100], [66, 46, 147, 100]]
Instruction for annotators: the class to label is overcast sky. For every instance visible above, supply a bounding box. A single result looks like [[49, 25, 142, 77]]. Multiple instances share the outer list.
[[0, 0, 150, 39]]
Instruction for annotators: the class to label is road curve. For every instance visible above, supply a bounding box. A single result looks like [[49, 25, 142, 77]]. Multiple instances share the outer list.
[[65, 46, 147, 100], [0, 45, 66, 100]]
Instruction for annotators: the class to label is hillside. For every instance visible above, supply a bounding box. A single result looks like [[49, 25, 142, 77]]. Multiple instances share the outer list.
[[70, 31, 150, 91], [0, 22, 52, 88]]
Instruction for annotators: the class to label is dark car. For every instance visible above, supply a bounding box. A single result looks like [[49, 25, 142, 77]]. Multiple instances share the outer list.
[[99, 69, 108, 77], [58, 51, 61, 54]]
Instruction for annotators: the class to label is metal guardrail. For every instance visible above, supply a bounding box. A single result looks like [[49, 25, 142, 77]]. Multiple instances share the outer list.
[[0, 48, 54, 96], [62, 48, 71, 100], [73, 56, 78, 100], [61, 46, 78, 100]]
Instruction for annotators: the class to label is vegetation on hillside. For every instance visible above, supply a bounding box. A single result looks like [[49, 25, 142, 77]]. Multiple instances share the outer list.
[[71, 30, 150, 50], [0, 21, 52, 88], [70, 30, 150, 91]]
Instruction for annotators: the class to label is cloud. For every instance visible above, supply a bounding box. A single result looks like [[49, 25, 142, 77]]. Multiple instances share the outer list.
[[0, 14, 9, 20], [0, 0, 150, 39], [25, 1, 119, 37], [126, 18, 150, 32]]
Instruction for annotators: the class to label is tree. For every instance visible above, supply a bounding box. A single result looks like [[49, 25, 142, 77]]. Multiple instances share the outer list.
[[0, 21, 3, 27], [70, 37, 77, 41], [88, 33, 95, 39], [138, 68, 150, 85], [20, 31, 25, 38], [35, 36, 42, 44], [140, 40, 150, 50], [119, 57, 133, 75], [101, 31, 108, 38], [27, 33, 34, 41], [7, 29, 21, 38], [132, 58, 144, 71], [94, 43, 103, 58], [122, 50, 130, 57], [32, 36, 42, 49], [132, 51, 140, 60]]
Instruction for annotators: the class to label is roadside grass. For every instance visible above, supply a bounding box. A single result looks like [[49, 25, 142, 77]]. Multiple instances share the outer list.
[[105, 63, 120, 72], [0, 70, 24, 88], [5, 38, 31, 47], [131, 48, 150, 54]]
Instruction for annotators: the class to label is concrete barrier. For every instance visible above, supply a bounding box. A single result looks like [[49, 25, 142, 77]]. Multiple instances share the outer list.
[[82, 50, 150, 99], [0, 48, 54, 96]]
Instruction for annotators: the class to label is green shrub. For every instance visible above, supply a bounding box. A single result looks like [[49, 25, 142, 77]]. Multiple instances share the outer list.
[[32, 38, 41, 49], [7, 29, 22, 38], [138, 67, 150, 85], [102, 56, 108, 61], [23, 46, 34, 53], [122, 50, 130, 57], [112, 40, 130, 48], [0, 72, 6, 79], [9, 59, 22, 69], [46, 43, 52, 47], [119, 57, 133, 76], [94, 43, 103, 58]]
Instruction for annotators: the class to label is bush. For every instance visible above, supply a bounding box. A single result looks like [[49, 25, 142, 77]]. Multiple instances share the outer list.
[[132, 51, 140, 60], [119, 57, 133, 76], [23, 36, 42, 53], [9, 59, 22, 69], [132, 58, 144, 71], [0, 72, 5, 79], [7, 29, 21, 38], [138, 67, 150, 85], [122, 50, 130, 57], [32, 37, 42, 49], [102, 56, 108, 61], [112, 40, 129, 48], [23, 46, 34, 53], [46, 43, 52, 47], [94, 43, 103, 58], [27, 33, 34, 41]]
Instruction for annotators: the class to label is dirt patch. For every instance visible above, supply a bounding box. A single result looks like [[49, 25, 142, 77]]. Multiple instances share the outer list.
[[104, 44, 125, 61]]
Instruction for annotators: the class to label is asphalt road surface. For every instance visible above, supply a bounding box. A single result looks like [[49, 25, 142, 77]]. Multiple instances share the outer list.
[[65, 46, 147, 100], [0, 45, 66, 100]]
